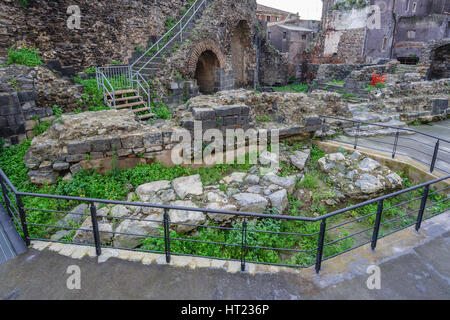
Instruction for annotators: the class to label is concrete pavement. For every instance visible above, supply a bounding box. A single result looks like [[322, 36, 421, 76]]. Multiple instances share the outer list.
[[0, 212, 448, 300], [332, 119, 450, 175]]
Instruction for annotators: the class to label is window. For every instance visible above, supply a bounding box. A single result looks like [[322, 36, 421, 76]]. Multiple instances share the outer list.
[[406, 0, 410, 11], [412, 2, 417, 12], [268, 32, 271, 40], [275, 17, 279, 22], [381, 36, 388, 52], [283, 32, 287, 40], [267, 16, 271, 22], [302, 34, 307, 40], [407, 30, 416, 39]]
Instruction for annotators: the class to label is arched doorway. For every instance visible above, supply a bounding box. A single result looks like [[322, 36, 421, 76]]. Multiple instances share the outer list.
[[231, 20, 252, 88], [428, 44, 450, 80], [195, 50, 220, 94]]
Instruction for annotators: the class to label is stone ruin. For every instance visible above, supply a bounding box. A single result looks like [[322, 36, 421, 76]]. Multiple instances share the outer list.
[[49, 148, 404, 249], [23, 88, 354, 185]]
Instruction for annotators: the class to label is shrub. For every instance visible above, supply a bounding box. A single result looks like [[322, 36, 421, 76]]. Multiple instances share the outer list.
[[52, 105, 63, 116], [33, 121, 51, 136], [151, 101, 172, 120], [7, 46, 42, 66]]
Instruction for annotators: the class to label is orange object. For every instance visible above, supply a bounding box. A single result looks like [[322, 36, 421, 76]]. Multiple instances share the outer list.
[[371, 74, 386, 86]]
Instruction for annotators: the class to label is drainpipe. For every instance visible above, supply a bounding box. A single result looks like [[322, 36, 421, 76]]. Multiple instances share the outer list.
[[389, 0, 397, 60]]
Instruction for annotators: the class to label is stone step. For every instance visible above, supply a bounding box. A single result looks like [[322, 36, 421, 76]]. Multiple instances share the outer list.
[[107, 95, 141, 104], [132, 107, 151, 113], [116, 101, 146, 109], [138, 113, 155, 120]]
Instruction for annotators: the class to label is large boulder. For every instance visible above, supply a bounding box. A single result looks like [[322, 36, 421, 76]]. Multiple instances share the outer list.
[[206, 203, 237, 224], [72, 218, 113, 245], [290, 149, 310, 171], [262, 174, 296, 193], [136, 180, 171, 201], [56, 204, 89, 228], [172, 175, 203, 199], [113, 218, 161, 248], [268, 189, 288, 214], [233, 193, 269, 213], [168, 200, 206, 234]]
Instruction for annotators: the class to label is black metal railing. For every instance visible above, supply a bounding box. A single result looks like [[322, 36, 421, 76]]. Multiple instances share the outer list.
[[1, 167, 449, 273], [319, 115, 450, 175]]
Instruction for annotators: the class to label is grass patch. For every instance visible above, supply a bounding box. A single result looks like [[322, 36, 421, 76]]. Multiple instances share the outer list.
[[273, 83, 308, 93], [6, 46, 42, 67], [327, 79, 344, 86]]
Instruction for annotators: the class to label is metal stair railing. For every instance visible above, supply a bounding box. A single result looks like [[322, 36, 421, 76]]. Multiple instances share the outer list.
[[130, 0, 211, 78], [96, 0, 212, 107], [96, 67, 124, 109], [133, 72, 151, 107]]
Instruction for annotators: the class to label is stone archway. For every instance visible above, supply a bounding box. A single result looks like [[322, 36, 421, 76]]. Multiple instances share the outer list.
[[194, 50, 220, 94], [429, 44, 450, 80], [231, 20, 252, 88], [188, 40, 227, 94]]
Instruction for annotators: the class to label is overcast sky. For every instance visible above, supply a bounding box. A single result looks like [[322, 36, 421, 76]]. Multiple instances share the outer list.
[[257, 0, 323, 20]]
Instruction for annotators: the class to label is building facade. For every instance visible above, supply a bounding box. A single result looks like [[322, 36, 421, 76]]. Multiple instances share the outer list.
[[320, 0, 449, 64]]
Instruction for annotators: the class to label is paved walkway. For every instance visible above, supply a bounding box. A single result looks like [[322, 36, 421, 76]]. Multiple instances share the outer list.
[[0, 212, 448, 300], [0, 205, 26, 265], [333, 119, 450, 175]]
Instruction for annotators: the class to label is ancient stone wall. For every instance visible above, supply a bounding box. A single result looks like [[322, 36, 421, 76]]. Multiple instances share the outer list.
[[0, 64, 83, 110], [149, 0, 259, 97], [0, 0, 189, 71], [23, 89, 351, 184]]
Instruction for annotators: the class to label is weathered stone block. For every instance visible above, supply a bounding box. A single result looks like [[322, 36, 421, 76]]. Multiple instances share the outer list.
[[241, 106, 250, 116], [192, 108, 215, 120], [90, 152, 104, 160], [182, 120, 195, 130], [17, 91, 38, 103], [202, 120, 218, 130], [110, 137, 122, 151], [117, 149, 132, 157], [305, 117, 322, 127], [213, 105, 242, 117], [28, 170, 58, 185], [39, 161, 53, 173], [143, 132, 163, 147], [91, 139, 111, 152], [223, 116, 237, 126], [53, 162, 70, 171], [121, 135, 143, 149], [70, 163, 82, 174], [66, 154, 87, 163], [67, 142, 91, 155], [432, 98, 448, 115]]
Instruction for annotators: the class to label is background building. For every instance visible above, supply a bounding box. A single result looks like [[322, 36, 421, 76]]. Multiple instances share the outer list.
[[319, 0, 449, 64]]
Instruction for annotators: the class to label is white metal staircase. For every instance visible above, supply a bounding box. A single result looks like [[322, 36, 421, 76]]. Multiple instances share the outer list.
[[96, 0, 213, 119]]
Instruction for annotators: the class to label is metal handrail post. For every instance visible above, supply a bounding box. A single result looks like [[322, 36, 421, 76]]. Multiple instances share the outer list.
[[90, 202, 102, 256]]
